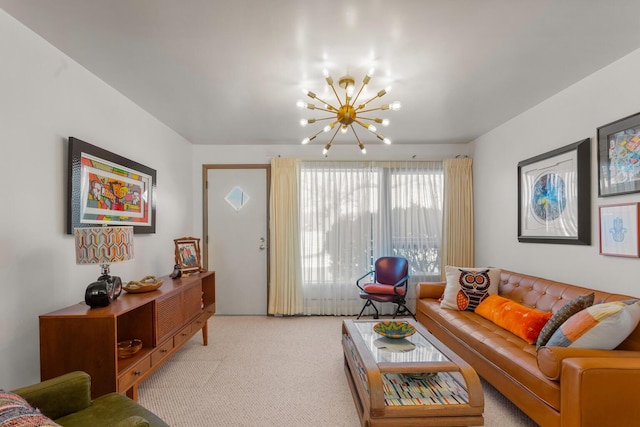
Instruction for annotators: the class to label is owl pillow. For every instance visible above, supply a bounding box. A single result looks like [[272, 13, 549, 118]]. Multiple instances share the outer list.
[[440, 266, 501, 311]]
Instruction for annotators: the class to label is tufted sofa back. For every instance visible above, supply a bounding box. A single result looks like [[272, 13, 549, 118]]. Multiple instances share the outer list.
[[499, 269, 640, 351]]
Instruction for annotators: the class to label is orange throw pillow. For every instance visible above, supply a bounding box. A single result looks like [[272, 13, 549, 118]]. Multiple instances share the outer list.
[[475, 294, 552, 344]]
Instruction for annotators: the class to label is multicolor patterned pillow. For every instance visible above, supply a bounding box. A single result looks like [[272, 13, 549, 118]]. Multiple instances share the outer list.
[[0, 390, 60, 426], [440, 266, 501, 311], [536, 292, 595, 349], [546, 300, 640, 349], [475, 294, 552, 344]]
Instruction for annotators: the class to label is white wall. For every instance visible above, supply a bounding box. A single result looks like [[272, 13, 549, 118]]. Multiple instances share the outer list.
[[473, 48, 640, 295], [0, 11, 195, 389]]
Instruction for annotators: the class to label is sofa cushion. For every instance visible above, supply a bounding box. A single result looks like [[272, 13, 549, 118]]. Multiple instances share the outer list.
[[475, 295, 552, 344], [55, 393, 164, 427], [0, 390, 60, 426], [441, 266, 500, 311], [536, 292, 595, 349], [547, 300, 640, 349]]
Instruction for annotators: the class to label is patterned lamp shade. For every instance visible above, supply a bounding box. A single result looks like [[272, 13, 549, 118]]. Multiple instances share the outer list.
[[74, 226, 135, 266]]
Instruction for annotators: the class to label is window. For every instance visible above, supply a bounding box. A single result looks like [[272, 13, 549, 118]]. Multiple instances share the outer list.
[[300, 161, 443, 315]]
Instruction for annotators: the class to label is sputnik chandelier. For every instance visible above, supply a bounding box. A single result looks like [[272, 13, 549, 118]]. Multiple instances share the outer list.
[[298, 68, 400, 155]]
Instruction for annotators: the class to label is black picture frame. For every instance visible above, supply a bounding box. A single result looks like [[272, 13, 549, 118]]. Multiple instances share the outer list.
[[67, 137, 157, 234], [597, 112, 640, 197], [517, 138, 591, 245]]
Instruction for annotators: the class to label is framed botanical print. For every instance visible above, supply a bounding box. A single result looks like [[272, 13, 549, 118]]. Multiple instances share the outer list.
[[517, 138, 591, 245]]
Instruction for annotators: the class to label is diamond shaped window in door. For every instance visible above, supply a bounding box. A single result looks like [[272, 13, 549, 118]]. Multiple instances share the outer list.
[[225, 186, 249, 211]]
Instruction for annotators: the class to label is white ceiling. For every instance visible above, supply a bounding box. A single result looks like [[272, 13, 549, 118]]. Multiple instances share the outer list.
[[2, 0, 640, 147]]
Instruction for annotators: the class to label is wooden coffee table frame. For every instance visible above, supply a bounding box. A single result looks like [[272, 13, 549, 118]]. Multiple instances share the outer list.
[[342, 319, 484, 427]]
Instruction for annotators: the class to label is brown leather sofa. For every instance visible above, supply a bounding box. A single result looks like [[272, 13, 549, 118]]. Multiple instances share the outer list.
[[415, 269, 640, 427]]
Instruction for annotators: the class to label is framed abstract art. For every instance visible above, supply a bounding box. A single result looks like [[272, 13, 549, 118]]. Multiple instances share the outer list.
[[517, 138, 591, 245], [597, 112, 640, 197], [67, 137, 157, 234]]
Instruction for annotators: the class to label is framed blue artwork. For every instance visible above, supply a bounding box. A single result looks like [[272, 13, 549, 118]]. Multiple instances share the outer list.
[[518, 138, 591, 245], [599, 203, 640, 257]]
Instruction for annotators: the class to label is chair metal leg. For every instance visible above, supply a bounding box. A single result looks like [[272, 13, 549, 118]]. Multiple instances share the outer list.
[[392, 303, 416, 321], [357, 300, 379, 319]]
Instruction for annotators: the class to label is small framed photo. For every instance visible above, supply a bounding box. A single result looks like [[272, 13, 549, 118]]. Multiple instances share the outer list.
[[518, 138, 591, 244], [597, 112, 640, 197], [599, 203, 640, 257], [174, 237, 203, 273]]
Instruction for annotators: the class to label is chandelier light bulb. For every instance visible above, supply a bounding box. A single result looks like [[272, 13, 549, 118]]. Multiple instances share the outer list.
[[323, 124, 332, 132], [300, 119, 308, 126], [382, 119, 390, 127], [341, 125, 348, 133], [358, 141, 366, 154], [368, 68, 375, 77], [301, 137, 310, 145], [384, 137, 392, 145], [389, 101, 401, 111], [346, 84, 355, 97], [368, 124, 377, 132], [296, 100, 306, 109], [323, 68, 330, 77]]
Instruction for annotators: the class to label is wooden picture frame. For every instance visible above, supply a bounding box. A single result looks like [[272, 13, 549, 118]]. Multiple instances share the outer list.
[[597, 112, 640, 197], [174, 237, 203, 273], [67, 137, 157, 234], [517, 138, 591, 244], [599, 203, 640, 257]]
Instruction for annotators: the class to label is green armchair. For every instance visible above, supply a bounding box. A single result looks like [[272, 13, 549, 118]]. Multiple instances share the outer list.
[[10, 371, 169, 427]]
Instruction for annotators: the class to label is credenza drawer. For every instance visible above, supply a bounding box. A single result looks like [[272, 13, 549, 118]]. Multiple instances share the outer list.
[[151, 339, 174, 366], [190, 311, 209, 334], [118, 356, 151, 392], [174, 324, 192, 347]]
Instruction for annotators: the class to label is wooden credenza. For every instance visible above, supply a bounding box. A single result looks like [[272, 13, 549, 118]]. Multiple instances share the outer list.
[[39, 271, 215, 400]]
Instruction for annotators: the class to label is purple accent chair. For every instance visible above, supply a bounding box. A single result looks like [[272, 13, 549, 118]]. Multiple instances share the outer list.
[[356, 256, 415, 320]]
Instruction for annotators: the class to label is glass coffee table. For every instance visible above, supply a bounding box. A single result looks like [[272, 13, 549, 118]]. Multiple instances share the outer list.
[[342, 319, 484, 426]]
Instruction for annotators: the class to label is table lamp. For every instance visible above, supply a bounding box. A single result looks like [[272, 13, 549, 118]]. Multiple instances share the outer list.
[[74, 226, 135, 307]]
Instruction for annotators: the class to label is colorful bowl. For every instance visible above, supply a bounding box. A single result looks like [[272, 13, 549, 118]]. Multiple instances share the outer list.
[[373, 321, 416, 339]]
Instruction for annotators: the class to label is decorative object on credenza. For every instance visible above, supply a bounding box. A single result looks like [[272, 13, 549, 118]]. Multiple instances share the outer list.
[[298, 67, 400, 155], [597, 112, 640, 197], [599, 203, 640, 257], [517, 138, 591, 245], [123, 275, 163, 293], [75, 226, 134, 307], [169, 263, 182, 279], [67, 136, 157, 234], [174, 237, 203, 274], [117, 339, 142, 359]]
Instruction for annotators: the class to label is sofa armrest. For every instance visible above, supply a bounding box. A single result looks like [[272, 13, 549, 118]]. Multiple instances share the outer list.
[[537, 346, 640, 380], [560, 357, 640, 427], [12, 371, 92, 420], [416, 281, 446, 299]]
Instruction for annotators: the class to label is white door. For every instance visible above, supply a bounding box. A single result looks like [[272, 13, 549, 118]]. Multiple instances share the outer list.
[[206, 166, 269, 315]]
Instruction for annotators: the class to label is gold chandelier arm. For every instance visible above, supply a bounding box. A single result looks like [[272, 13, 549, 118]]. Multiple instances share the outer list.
[[306, 91, 340, 112], [350, 126, 366, 153], [354, 119, 377, 133], [356, 89, 387, 110], [357, 106, 388, 114]]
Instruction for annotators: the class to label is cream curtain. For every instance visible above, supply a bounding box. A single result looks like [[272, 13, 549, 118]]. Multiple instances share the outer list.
[[267, 158, 304, 315], [441, 157, 474, 274]]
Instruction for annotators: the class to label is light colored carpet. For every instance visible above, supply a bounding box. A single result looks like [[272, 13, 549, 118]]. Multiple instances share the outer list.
[[138, 316, 538, 426]]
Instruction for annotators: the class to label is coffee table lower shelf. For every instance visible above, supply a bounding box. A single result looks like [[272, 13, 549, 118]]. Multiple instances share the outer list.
[[342, 320, 484, 427]]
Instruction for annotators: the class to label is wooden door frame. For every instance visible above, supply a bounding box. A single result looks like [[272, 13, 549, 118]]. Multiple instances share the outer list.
[[202, 164, 271, 305]]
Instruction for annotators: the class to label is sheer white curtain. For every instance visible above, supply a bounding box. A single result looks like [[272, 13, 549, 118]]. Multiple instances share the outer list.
[[300, 161, 443, 315]]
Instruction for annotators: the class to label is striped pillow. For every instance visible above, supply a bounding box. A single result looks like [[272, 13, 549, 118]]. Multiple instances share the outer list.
[[0, 390, 60, 426], [546, 300, 640, 349]]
